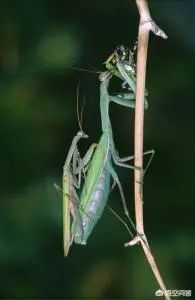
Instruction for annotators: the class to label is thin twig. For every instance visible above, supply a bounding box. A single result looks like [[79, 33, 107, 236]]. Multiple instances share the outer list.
[[128, 1, 170, 299]]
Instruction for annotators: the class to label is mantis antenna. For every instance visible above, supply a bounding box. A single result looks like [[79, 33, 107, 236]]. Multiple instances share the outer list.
[[76, 82, 82, 131], [72, 66, 100, 74], [77, 82, 86, 131], [76, 82, 86, 132]]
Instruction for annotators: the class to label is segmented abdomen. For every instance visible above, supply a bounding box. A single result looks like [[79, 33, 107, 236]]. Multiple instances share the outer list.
[[74, 162, 110, 244]]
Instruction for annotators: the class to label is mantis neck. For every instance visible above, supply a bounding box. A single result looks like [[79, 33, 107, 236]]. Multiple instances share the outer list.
[[100, 78, 112, 137]]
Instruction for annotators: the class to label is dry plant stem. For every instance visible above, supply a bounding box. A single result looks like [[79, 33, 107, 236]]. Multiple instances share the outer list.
[[134, 21, 148, 236], [131, 1, 170, 299]]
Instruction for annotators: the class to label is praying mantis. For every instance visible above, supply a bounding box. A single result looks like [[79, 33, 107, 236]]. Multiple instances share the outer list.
[[60, 45, 153, 254], [58, 130, 97, 256], [72, 45, 153, 245], [72, 72, 137, 245], [56, 88, 97, 256], [61, 130, 88, 256], [61, 130, 99, 256]]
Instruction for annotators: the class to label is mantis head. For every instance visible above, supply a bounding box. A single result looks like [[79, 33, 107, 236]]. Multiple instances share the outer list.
[[77, 131, 88, 139]]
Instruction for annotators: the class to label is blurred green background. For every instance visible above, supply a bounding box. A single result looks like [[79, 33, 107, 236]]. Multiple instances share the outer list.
[[0, 0, 194, 299]]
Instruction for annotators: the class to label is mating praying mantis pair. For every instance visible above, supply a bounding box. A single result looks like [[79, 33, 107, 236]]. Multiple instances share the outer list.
[[60, 45, 154, 256]]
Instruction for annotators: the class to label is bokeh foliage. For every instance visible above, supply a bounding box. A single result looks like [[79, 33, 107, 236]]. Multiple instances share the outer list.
[[0, 0, 194, 298]]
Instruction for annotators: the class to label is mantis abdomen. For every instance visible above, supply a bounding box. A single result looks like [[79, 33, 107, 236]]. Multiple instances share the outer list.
[[74, 163, 110, 244], [73, 135, 111, 244]]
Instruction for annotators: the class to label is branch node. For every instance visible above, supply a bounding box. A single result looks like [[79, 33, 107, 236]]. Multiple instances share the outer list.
[[141, 20, 168, 39], [124, 233, 149, 248], [124, 235, 140, 247]]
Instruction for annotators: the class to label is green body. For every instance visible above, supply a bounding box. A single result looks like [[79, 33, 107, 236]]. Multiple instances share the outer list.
[[73, 72, 139, 245], [62, 130, 97, 255], [73, 79, 112, 244], [62, 131, 88, 256]]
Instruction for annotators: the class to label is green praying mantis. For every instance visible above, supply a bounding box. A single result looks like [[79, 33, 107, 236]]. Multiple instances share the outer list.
[[72, 72, 137, 245], [55, 90, 97, 256], [61, 130, 88, 256], [60, 45, 154, 255], [61, 130, 97, 256]]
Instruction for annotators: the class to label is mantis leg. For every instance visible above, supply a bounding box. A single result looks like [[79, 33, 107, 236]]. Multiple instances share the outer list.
[[116, 61, 136, 93], [71, 171, 81, 189], [75, 143, 97, 174], [72, 145, 79, 173], [114, 150, 155, 175], [115, 61, 148, 104], [111, 135, 155, 174], [110, 139, 137, 170], [54, 183, 62, 194], [70, 190, 84, 242], [114, 159, 138, 170], [71, 144, 83, 188], [109, 95, 135, 109], [110, 94, 148, 110], [143, 149, 155, 176], [108, 161, 136, 230], [71, 143, 97, 188]]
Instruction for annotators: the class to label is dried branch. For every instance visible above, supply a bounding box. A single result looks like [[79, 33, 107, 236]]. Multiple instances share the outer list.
[[126, 1, 170, 299]]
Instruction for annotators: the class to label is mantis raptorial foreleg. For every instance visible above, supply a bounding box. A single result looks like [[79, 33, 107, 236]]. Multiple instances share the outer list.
[[75, 143, 97, 174], [105, 45, 148, 107]]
